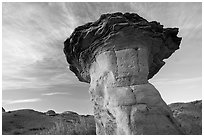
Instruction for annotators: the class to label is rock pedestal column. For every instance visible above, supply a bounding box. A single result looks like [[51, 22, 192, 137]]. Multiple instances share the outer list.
[[64, 12, 183, 135]]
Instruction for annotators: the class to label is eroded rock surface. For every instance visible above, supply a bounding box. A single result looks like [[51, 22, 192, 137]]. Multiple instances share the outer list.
[[169, 100, 202, 135], [64, 12, 182, 135], [64, 12, 181, 83]]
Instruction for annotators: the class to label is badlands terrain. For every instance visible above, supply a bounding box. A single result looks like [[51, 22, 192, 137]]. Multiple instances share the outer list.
[[2, 100, 202, 135]]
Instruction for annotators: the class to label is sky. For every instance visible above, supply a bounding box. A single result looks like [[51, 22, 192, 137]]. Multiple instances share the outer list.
[[2, 2, 202, 115]]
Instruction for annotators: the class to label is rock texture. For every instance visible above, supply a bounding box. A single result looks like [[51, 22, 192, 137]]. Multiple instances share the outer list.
[[169, 100, 202, 135], [64, 12, 182, 135], [64, 12, 181, 83]]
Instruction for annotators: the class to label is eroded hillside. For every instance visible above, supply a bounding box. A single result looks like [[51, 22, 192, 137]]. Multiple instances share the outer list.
[[2, 100, 201, 135]]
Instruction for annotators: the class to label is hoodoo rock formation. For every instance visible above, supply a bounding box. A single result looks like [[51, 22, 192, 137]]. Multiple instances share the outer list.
[[64, 12, 183, 135]]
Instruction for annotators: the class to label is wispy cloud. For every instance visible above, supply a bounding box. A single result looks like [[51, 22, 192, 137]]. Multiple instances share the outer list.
[[42, 92, 71, 96], [3, 98, 41, 105], [2, 2, 79, 90], [150, 77, 202, 86], [2, 2, 201, 91]]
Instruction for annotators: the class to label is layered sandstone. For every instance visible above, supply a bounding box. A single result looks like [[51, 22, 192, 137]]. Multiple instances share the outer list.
[[64, 12, 183, 135]]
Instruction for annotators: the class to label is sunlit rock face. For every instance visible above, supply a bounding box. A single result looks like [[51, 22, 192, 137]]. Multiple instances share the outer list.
[[64, 12, 183, 135]]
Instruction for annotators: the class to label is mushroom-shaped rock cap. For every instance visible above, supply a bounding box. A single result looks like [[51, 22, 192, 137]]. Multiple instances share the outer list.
[[64, 12, 182, 83]]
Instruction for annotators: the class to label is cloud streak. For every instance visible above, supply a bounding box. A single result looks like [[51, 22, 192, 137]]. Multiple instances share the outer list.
[[2, 2, 78, 90], [3, 98, 41, 105], [150, 77, 202, 86], [42, 92, 71, 96]]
